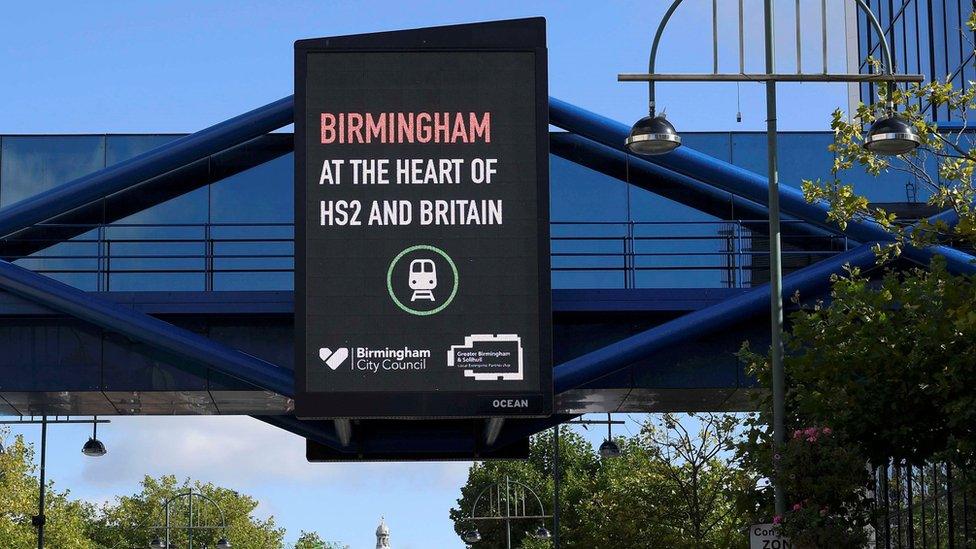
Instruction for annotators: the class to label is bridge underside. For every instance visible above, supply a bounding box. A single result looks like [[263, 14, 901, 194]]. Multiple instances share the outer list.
[[0, 288, 764, 417]]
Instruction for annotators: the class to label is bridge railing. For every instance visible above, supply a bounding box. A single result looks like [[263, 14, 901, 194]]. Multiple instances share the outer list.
[[4, 220, 847, 291]]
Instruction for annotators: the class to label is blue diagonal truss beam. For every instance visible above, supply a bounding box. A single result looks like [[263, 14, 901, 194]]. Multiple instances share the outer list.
[[0, 134, 292, 261], [550, 132, 838, 243], [555, 243, 877, 392], [548, 97, 976, 275], [0, 97, 293, 239], [0, 258, 294, 397]]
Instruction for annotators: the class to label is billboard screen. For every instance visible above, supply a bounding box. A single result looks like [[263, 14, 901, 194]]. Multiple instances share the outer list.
[[295, 19, 551, 418]]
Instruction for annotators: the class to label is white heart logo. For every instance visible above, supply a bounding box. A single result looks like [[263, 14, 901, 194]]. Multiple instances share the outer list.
[[319, 347, 349, 370]]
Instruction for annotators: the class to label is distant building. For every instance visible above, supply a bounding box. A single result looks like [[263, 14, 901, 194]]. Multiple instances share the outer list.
[[376, 517, 391, 549]]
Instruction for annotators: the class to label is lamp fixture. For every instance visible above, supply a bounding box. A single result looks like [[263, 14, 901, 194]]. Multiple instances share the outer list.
[[81, 416, 106, 457], [864, 114, 921, 156], [625, 111, 681, 155], [461, 529, 482, 544]]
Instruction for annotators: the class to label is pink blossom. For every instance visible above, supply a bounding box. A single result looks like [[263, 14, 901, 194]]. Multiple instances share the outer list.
[[792, 503, 802, 511], [773, 515, 783, 525], [823, 427, 832, 435]]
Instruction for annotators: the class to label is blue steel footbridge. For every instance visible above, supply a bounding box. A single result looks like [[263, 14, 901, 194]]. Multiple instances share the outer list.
[[0, 95, 970, 459]]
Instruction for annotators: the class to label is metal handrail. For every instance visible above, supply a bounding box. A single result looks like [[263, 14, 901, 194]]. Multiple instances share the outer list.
[[6, 220, 846, 289]]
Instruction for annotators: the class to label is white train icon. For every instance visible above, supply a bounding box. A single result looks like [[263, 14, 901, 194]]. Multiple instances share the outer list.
[[408, 258, 437, 301]]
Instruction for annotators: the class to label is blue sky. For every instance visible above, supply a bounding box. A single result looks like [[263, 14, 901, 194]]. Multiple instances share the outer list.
[[0, 1, 853, 547]]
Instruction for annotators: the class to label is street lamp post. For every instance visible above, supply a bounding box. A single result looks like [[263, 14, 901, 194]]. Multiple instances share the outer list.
[[150, 491, 231, 549], [0, 415, 109, 548], [620, 0, 921, 518], [462, 475, 552, 549], [552, 425, 560, 549]]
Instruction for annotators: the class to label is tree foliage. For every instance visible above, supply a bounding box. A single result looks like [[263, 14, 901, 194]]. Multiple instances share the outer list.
[[0, 428, 98, 549], [803, 12, 976, 259], [0, 427, 343, 548], [451, 415, 748, 549], [88, 474, 285, 549], [736, 258, 976, 544], [294, 530, 346, 549]]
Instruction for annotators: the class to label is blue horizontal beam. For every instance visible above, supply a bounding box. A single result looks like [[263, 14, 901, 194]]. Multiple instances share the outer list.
[[0, 259, 294, 397], [548, 97, 976, 275], [550, 132, 772, 222], [0, 96, 293, 239], [553, 244, 877, 393]]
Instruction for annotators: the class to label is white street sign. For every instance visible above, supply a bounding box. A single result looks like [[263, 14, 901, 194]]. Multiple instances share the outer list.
[[750, 523, 793, 549]]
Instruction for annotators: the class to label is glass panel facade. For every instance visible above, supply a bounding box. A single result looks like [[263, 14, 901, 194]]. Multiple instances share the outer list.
[[0, 136, 106, 289], [859, 0, 976, 123], [106, 135, 208, 291], [210, 154, 294, 291], [0, 132, 908, 291]]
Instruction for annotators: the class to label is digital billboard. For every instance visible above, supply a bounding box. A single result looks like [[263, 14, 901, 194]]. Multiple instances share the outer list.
[[295, 19, 551, 418]]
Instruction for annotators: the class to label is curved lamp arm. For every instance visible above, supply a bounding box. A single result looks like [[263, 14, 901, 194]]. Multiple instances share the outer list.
[[852, 0, 894, 76], [162, 491, 229, 529], [647, 0, 684, 115], [468, 479, 548, 519]]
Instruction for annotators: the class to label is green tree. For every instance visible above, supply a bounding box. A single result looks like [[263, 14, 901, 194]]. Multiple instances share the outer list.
[[451, 416, 747, 549], [640, 413, 748, 546], [802, 14, 976, 258], [450, 428, 594, 549], [734, 259, 976, 544], [88, 475, 286, 549], [0, 427, 98, 548], [294, 530, 346, 549]]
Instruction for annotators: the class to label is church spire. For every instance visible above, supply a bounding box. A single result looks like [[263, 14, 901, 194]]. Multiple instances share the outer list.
[[376, 516, 391, 549]]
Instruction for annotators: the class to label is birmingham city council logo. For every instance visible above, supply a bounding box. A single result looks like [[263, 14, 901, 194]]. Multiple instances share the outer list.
[[319, 347, 349, 370]]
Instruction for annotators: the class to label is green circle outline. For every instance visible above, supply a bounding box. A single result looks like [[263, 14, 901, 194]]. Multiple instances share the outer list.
[[387, 244, 459, 316]]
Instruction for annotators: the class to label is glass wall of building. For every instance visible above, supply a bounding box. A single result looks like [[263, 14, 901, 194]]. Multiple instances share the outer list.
[[857, 0, 975, 123]]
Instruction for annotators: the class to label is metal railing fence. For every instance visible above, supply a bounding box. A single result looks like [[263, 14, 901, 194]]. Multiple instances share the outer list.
[[875, 460, 976, 548], [3, 220, 847, 291]]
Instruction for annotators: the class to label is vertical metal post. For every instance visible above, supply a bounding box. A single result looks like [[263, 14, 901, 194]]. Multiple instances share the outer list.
[[505, 475, 512, 549], [964, 471, 970, 547], [188, 492, 194, 549], [896, 463, 903, 546], [948, 461, 956, 549], [36, 416, 47, 549], [935, 465, 942, 548], [764, 0, 787, 519], [921, 465, 928, 548], [553, 426, 560, 549], [821, 0, 829, 73], [165, 499, 171, 549], [712, 0, 719, 73], [883, 462, 891, 549], [738, 0, 744, 74], [795, 0, 802, 73], [907, 464, 915, 549]]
